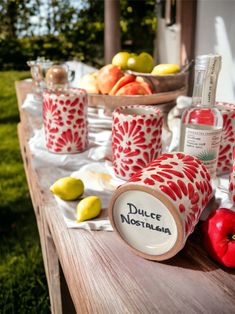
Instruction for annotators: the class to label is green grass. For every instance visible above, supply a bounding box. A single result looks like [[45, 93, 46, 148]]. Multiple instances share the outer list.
[[0, 72, 50, 313]]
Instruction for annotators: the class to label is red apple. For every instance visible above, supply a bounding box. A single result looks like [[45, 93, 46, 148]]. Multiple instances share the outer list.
[[97, 64, 124, 94], [109, 74, 136, 95], [115, 81, 152, 96]]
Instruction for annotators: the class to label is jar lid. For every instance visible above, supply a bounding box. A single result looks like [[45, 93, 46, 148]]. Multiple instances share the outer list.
[[46, 65, 69, 85]]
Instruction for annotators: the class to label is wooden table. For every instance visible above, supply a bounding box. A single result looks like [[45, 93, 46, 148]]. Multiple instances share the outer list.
[[16, 80, 235, 314]]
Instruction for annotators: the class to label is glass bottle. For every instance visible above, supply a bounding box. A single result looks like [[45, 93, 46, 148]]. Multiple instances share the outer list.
[[179, 54, 223, 178]]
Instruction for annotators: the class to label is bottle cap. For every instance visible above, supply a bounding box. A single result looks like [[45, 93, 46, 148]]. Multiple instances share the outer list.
[[195, 54, 221, 72]]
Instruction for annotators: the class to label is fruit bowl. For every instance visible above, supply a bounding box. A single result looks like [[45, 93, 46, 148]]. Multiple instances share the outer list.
[[126, 63, 191, 93], [87, 87, 187, 110]]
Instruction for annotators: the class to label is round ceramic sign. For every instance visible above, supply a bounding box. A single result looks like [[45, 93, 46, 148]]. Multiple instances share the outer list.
[[109, 153, 213, 261], [112, 189, 178, 256]]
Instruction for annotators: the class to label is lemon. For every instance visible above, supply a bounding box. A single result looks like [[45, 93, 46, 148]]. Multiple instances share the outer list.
[[76, 196, 101, 222], [50, 177, 84, 201], [112, 52, 130, 70], [151, 64, 180, 75]]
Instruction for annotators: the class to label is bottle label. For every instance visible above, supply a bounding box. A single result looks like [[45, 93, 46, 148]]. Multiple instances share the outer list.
[[201, 56, 221, 106], [183, 127, 221, 177]]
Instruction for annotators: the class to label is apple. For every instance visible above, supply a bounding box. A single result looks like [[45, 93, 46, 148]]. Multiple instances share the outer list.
[[112, 52, 130, 70], [115, 81, 152, 96], [109, 74, 136, 95], [127, 56, 143, 72], [127, 52, 154, 73], [97, 64, 124, 94], [138, 52, 154, 73], [78, 73, 100, 94]]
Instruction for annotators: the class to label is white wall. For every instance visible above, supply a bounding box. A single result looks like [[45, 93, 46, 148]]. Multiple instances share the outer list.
[[156, 19, 180, 65], [195, 0, 235, 103]]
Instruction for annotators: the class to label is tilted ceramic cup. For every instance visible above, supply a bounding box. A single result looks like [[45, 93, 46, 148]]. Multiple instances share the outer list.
[[43, 87, 88, 153], [109, 152, 213, 261], [216, 102, 235, 175], [112, 105, 163, 180]]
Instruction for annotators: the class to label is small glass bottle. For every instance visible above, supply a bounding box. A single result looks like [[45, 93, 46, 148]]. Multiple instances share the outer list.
[[179, 54, 223, 178]]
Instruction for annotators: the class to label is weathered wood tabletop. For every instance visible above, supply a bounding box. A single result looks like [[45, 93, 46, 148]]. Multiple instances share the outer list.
[[16, 80, 235, 314]]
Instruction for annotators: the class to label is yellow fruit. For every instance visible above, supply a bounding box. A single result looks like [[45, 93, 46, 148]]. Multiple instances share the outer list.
[[151, 64, 180, 75], [112, 52, 130, 70], [50, 177, 84, 201], [76, 196, 101, 222]]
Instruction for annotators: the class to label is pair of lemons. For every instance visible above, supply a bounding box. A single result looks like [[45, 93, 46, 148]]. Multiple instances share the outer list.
[[50, 177, 101, 222]]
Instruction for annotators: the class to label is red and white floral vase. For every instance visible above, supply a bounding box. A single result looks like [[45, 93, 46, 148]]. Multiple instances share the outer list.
[[112, 105, 163, 180], [229, 148, 235, 205], [216, 102, 235, 175], [43, 88, 88, 153], [109, 152, 213, 261]]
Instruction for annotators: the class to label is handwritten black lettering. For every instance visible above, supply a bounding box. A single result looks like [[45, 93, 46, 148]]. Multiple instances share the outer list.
[[120, 214, 172, 235], [127, 202, 161, 221]]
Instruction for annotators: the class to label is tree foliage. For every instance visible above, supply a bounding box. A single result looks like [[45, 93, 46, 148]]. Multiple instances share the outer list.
[[0, 0, 156, 70], [120, 0, 156, 54]]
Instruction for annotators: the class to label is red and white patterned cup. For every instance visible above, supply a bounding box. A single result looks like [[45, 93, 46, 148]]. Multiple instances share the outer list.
[[109, 152, 213, 261], [43, 88, 88, 153], [112, 105, 163, 180], [229, 148, 235, 204], [216, 102, 235, 175]]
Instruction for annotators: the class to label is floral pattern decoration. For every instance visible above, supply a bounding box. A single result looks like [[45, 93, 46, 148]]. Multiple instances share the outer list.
[[128, 153, 213, 237], [216, 102, 235, 175], [112, 105, 163, 180], [43, 88, 88, 153]]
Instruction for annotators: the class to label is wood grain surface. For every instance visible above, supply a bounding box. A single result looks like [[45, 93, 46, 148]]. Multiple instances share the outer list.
[[16, 80, 235, 314]]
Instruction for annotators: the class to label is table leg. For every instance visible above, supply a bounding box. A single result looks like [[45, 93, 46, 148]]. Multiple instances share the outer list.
[[17, 123, 63, 314], [40, 210, 63, 314]]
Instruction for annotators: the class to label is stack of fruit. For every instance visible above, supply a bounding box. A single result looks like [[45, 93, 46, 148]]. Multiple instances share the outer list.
[[112, 51, 179, 76], [78, 51, 181, 96], [78, 64, 152, 96]]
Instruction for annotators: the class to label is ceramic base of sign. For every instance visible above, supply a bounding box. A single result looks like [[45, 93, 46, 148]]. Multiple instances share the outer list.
[[109, 184, 184, 261]]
